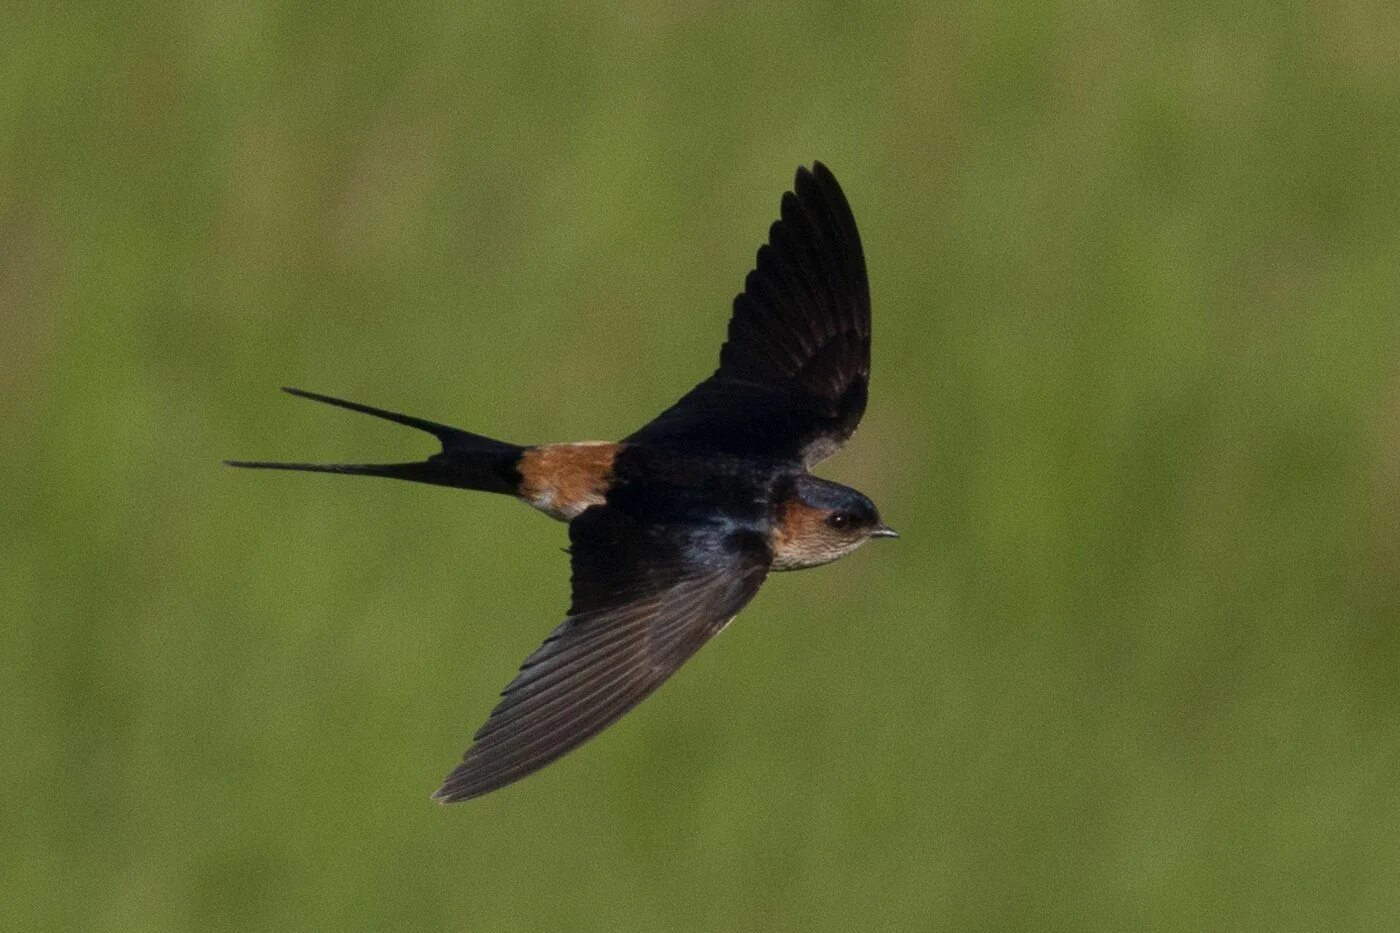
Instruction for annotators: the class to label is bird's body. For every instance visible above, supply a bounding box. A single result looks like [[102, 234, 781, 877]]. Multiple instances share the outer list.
[[230, 162, 895, 801], [520, 440, 882, 571]]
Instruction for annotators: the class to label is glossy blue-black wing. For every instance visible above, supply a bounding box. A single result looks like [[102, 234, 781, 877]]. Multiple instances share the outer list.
[[629, 162, 870, 466], [433, 507, 771, 802]]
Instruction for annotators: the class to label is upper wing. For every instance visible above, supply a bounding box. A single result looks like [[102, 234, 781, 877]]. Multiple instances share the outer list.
[[433, 507, 771, 802], [628, 162, 870, 466]]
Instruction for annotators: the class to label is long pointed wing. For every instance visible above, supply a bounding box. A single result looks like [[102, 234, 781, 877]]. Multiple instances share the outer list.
[[433, 507, 771, 802], [628, 162, 871, 466]]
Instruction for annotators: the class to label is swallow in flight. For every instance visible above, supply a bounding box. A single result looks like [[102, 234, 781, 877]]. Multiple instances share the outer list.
[[229, 162, 896, 802]]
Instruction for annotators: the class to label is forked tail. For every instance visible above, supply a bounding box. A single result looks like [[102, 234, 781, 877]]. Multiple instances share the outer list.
[[227, 387, 524, 494]]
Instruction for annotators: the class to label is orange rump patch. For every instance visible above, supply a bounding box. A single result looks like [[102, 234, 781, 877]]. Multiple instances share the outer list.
[[518, 442, 621, 521]]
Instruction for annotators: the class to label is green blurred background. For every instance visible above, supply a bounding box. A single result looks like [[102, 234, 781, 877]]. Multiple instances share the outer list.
[[6, 3, 1400, 930]]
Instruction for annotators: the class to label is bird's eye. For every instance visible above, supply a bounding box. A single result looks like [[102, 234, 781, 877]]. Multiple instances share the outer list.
[[828, 513, 851, 530]]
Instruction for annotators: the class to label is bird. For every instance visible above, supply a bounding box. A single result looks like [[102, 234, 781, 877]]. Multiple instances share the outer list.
[[228, 162, 896, 802]]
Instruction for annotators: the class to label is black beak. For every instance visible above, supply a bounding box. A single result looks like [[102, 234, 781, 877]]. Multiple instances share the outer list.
[[871, 525, 900, 539]]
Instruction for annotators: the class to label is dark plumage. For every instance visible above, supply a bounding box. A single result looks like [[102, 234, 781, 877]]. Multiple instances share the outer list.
[[229, 162, 896, 802]]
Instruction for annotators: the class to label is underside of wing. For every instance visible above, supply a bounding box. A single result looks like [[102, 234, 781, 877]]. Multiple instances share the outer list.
[[433, 507, 770, 802], [630, 162, 871, 466]]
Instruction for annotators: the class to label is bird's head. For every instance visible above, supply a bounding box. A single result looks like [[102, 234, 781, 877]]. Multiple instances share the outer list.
[[770, 474, 897, 571]]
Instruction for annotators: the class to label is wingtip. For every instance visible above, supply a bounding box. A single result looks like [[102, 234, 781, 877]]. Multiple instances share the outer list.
[[432, 761, 481, 804], [796, 160, 832, 183], [793, 161, 847, 215], [431, 779, 480, 805]]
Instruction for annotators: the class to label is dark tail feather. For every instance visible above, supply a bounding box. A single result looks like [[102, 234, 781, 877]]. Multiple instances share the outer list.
[[227, 387, 524, 495]]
